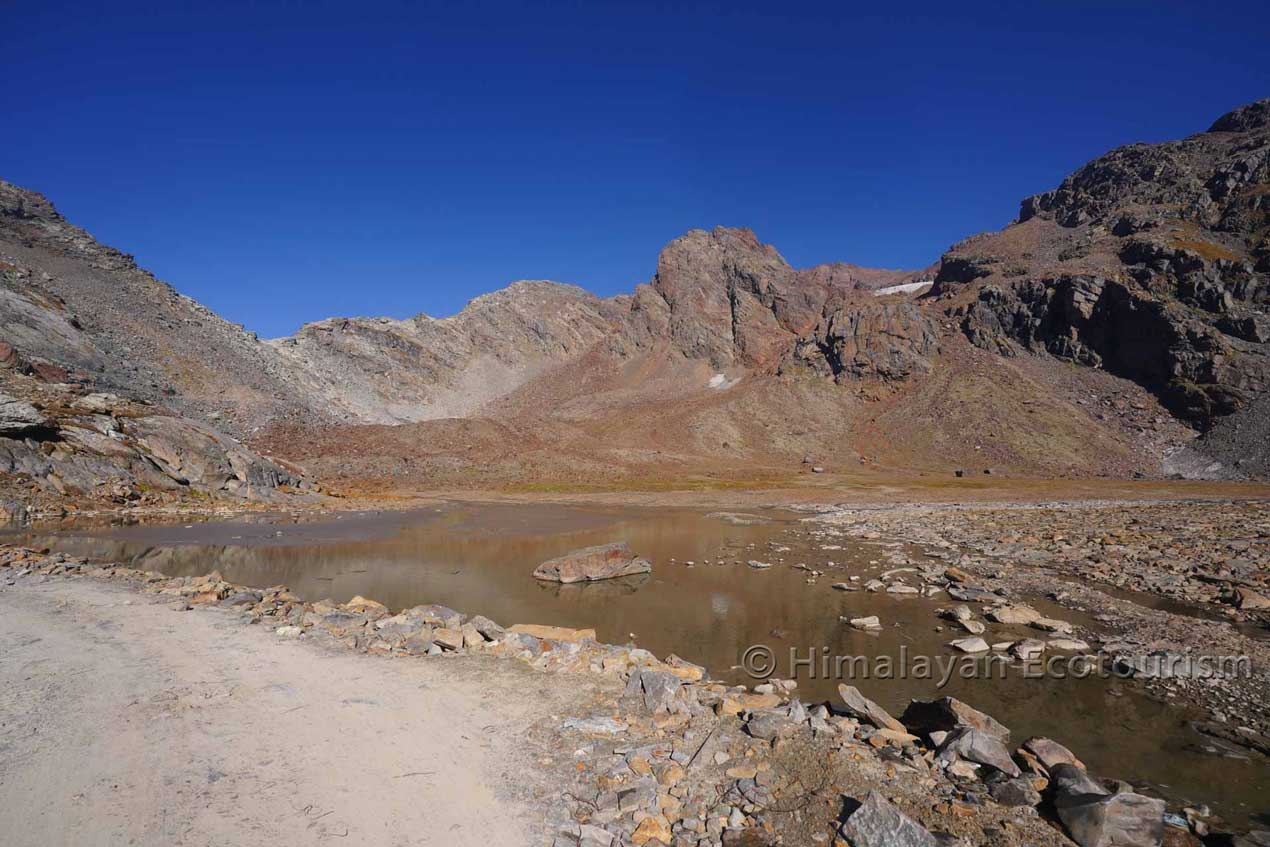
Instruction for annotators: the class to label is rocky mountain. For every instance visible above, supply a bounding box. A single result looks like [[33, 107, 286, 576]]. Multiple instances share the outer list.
[[2, 98, 1267, 501], [930, 98, 1269, 475], [0, 182, 314, 511]]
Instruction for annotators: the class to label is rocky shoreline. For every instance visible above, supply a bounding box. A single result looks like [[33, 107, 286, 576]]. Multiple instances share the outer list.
[[4, 536, 1263, 847], [798, 499, 1270, 759]]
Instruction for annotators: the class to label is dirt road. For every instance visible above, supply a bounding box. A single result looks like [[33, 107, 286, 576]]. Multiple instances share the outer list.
[[0, 577, 581, 846]]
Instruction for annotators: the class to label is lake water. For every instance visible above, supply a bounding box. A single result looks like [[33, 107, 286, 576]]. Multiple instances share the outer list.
[[13, 500, 1268, 826]]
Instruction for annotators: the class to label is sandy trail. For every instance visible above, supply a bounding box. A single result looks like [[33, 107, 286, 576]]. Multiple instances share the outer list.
[[0, 577, 573, 846]]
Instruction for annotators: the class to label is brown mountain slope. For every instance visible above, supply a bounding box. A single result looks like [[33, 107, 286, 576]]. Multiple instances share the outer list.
[[0, 180, 315, 436]]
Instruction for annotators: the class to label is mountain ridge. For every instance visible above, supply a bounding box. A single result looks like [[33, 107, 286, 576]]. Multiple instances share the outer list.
[[2, 98, 1268, 505]]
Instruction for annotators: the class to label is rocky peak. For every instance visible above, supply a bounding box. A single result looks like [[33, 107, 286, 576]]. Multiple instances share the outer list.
[[1208, 98, 1270, 133], [1018, 98, 1270, 230], [0, 180, 59, 223]]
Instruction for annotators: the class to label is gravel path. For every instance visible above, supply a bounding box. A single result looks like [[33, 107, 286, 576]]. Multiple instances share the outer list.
[[0, 577, 565, 846]]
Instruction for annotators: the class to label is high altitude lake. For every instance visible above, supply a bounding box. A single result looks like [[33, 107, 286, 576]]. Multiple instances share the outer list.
[[13, 500, 1268, 826]]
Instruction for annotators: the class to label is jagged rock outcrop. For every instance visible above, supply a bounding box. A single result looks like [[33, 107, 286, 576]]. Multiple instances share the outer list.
[[931, 98, 1270, 472], [626, 227, 937, 379], [0, 375, 309, 509], [795, 301, 939, 381]]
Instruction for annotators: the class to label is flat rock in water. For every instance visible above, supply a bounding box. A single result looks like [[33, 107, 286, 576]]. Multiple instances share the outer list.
[[949, 636, 989, 652], [532, 542, 652, 583], [840, 791, 938, 847]]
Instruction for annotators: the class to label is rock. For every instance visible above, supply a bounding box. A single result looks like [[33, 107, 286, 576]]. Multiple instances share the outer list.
[[432, 627, 464, 651], [1021, 737, 1086, 772], [408, 604, 465, 629], [836, 684, 906, 733], [990, 776, 1042, 806], [637, 670, 683, 714], [532, 542, 652, 583], [840, 791, 938, 847], [630, 814, 672, 845], [745, 712, 788, 740], [562, 716, 625, 735], [0, 394, 49, 436], [959, 619, 986, 634], [948, 636, 989, 652], [1048, 638, 1091, 652], [274, 625, 302, 638], [900, 697, 1010, 740], [747, 560, 773, 569], [1011, 639, 1046, 661], [507, 623, 597, 642], [722, 828, 774, 847], [935, 726, 1021, 777], [346, 595, 388, 616], [1234, 587, 1270, 610], [1050, 764, 1166, 847], [718, 692, 782, 716], [948, 586, 997, 602], [468, 614, 505, 640], [849, 615, 882, 630], [987, 605, 1043, 625], [1030, 617, 1074, 634]]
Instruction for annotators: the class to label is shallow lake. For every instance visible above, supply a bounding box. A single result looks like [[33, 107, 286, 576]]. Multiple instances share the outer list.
[[14, 500, 1269, 826]]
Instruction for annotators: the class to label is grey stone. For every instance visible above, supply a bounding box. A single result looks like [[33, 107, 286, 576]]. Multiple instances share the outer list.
[[532, 542, 652, 583], [0, 394, 49, 436], [936, 726, 1021, 777], [837, 684, 907, 733], [1050, 763, 1165, 847], [989, 777, 1041, 807], [840, 791, 938, 847], [640, 670, 682, 714]]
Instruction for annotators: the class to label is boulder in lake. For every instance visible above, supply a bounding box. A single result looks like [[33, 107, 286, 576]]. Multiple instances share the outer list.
[[532, 542, 652, 583]]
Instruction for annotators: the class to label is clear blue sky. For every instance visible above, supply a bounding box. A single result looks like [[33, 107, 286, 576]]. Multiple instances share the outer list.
[[3, 1, 1267, 338]]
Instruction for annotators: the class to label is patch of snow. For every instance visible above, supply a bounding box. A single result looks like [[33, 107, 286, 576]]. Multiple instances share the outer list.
[[872, 280, 933, 296], [707, 373, 741, 390]]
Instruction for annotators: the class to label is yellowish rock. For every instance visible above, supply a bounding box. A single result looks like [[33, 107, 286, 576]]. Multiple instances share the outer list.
[[630, 815, 672, 846], [507, 623, 597, 642]]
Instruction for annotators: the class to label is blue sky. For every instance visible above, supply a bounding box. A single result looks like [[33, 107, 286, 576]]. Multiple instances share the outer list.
[[3, 1, 1267, 338]]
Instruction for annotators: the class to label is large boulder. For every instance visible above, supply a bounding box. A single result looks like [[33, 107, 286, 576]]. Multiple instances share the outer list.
[[1049, 763, 1166, 847], [532, 542, 652, 583]]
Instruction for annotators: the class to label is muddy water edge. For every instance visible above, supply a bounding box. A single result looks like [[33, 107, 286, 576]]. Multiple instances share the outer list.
[[9, 500, 1268, 826]]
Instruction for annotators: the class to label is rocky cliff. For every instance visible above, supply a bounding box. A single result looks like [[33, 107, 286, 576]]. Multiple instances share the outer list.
[[929, 98, 1270, 476]]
